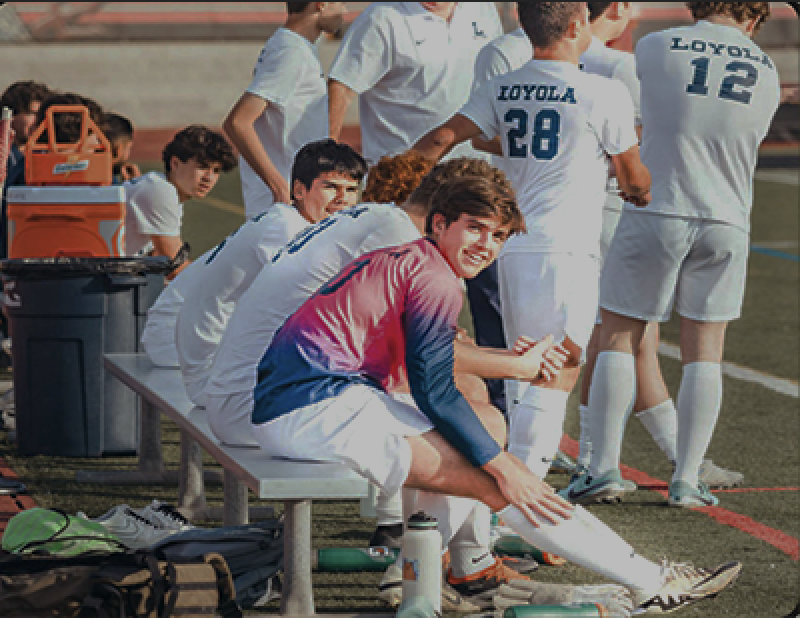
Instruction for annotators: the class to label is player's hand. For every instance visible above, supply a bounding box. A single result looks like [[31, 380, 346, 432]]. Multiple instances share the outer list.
[[455, 327, 476, 346], [120, 162, 141, 181], [621, 189, 651, 208], [273, 180, 292, 206], [485, 452, 574, 527], [510, 334, 569, 383]]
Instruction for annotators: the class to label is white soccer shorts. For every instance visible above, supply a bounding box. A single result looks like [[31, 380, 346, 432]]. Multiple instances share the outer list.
[[498, 251, 601, 353], [599, 210, 749, 322], [251, 385, 434, 497], [206, 390, 259, 448]]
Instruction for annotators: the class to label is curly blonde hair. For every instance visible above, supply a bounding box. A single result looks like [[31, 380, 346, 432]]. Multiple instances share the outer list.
[[362, 151, 435, 205], [686, 3, 770, 32]]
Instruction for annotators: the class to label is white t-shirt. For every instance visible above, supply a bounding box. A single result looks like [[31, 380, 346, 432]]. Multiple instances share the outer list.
[[472, 27, 534, 173], [581, 36, 643, 213], [635, 20, 780, 231], [460, 59, 638, 256], [175, 203, 309, 406], [205, 204, 421, 399], [239, 28, 329, 218], [124, 172, 182, 256], [329, 1, 502, 165]]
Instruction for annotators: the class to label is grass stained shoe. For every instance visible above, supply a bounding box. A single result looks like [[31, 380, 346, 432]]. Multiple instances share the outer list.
[[550, 450, 578, 475], [78, 505, 176, 549], [559, 468, 629, 504], [668, 481, 719, 508], [135, 500, 194, 531], [446, 557, 531, 609], [632, 559, 742, 614], [377, 560, 482, 612], [698, 459, 744, 489]]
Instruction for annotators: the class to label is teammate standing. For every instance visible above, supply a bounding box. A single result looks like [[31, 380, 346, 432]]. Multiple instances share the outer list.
[[224, 2, 347, 217], [581, 1, 780, 508]]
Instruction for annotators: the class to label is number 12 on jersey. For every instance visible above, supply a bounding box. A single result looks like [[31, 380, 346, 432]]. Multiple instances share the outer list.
[[505, 108, 562, 160], [686, 58, 758, 104]]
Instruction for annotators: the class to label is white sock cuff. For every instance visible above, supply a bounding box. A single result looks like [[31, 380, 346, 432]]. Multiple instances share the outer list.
[[683, 361, 722, 376], [597, 350, 635, 368], [635, 399, 675, 422], [519, 385, 569, 409]]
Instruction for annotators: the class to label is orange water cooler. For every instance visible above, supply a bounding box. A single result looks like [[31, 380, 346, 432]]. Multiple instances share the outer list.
[[7, 104, 124, 258], [6, 185, 125, 258]]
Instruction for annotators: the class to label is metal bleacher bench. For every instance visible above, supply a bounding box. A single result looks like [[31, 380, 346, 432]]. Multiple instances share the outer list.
[[77, 353, 371, 616]]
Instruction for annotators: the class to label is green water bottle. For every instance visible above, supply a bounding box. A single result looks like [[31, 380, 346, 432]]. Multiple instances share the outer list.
[[312, 546, 400, 572], [502, 602, 608, 617], [492, 535, 568, 566]]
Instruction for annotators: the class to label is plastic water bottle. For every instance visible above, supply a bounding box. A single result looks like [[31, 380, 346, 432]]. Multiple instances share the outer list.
[[312, 546, 400, 571], [502, 602, 608, 617], [396, 596, 439, 618], [401, 511, 442, 614]]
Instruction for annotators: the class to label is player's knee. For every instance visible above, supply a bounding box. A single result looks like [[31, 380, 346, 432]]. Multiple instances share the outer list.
[[472, 402, 507, 446]]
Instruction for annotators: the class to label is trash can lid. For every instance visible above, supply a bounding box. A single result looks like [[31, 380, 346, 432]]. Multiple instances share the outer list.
[[0, 255, 174, 277]]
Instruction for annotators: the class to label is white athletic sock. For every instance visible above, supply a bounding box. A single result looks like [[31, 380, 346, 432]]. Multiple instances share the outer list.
[[414, 490, 477, 549], [577, 404, 592, 468], [448, 503, 495, 577], [587, 351, 636, 478], [673, 362, 723, 487], [375, 488, 404, 526], [497, 504, 663, 593], [507, 386, 569, 478], [636, 400, 678, 464]]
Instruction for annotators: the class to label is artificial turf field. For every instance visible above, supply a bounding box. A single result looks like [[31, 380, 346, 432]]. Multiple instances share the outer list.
[[0, 159, 797, 617]]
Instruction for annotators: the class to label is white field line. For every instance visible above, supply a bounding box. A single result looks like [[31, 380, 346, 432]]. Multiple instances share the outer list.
[[750, 241, 799, 249], [755, 170, 800, 186], [659, 342, 799, 398]]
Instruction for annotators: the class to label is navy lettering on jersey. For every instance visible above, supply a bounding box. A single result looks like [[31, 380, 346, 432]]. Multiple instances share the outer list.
[[686, 57, 759, 105], [498, 84, 577, 105], [668, 36, 774, 69]]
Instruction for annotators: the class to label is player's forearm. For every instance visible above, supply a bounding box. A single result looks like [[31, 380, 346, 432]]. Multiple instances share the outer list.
[[472, 135, 503, 156], [413, 126, 458, 162], [328, 79, 357, 141], [223, 117, 288, 202], [614, 145, 651, 204], [454, 339, 529, 380]]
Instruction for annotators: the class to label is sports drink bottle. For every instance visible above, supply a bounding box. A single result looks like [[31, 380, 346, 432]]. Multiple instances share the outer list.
[[502, 602, 608, 617], [312, 546, 399, 571]]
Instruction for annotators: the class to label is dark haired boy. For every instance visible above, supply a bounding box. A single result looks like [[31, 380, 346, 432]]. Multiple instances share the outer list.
[[124, 125, 236, 278], [223, 2, 347, 218], [104, 112, 141, 183], [141, 138, 365, 414]]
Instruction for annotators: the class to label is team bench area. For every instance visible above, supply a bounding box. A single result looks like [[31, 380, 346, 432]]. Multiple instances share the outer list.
[[81, 353, 372, 616]]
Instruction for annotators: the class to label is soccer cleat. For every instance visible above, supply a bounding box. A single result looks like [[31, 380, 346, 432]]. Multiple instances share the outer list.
[[564, 465, 637, 494], [78, 505, 177, 549], [496, 554, 539, 574], [668, 481, 719, 508], [446, 557, 531, 608], [698, 459, 744, 489], [135, 500, 194, 531], [369, 522, 403, 549], [558, 468, 629, 504], [632, 559, 742, 614], [377, 560, 482, 612], [550, 450, 578, 475]]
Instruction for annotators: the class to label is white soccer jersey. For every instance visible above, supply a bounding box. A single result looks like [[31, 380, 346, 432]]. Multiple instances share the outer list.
[[581, 36, 642, 214], [329, 2, 501, 165], [634, 20, 780, 230], [124, 172, 182, 256], [175, 203, 309, 406], [472, 27, 534, 173], [460, 60, 638, 256], [204, 204, 421, 399], [239, 28, 328, 218], [141, 250, 209, 368]]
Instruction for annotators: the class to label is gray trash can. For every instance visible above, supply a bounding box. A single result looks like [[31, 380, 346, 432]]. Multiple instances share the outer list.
[[0, 256, 173, 457]]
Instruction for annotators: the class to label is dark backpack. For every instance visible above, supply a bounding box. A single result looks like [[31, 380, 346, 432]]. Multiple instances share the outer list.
[[152, 518, 284, 609], [0, 548, 241, 618]]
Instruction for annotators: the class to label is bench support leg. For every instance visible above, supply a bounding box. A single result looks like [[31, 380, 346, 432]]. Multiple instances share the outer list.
[[281, 499, 315, 616], [178, 430, 209, 518], [223, 469, 249, 526]]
